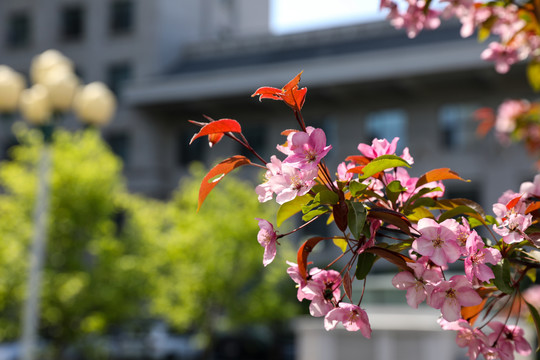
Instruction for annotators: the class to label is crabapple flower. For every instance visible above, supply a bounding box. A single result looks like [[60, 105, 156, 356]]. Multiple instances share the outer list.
[[286, 261, 320, 301], [281, 127, 332, 171], [324, 303, 372, 338], [255, 155, 318, 205], [493, 197, 532, 244], [439, 318, 489, 360], [412, 218, 461, 266], [256, 218, 277, 267], [357, 137, 414, 164], [336, 161, 355, 183], [481, 42, 521, 74], [487, 322, 531, 359], [429, 275, 482, 322], [303, 269, 341, 317], [392, 262, 443, 308], [520, 174, 540, 198], [464, 231, 501, 283]]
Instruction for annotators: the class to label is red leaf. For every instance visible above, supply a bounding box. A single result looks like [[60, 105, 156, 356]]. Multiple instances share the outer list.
[[281, 129, 299, 136], [368, 207, 416, 236], [345, 155, 370, 165], [343, 272, 353, 301], [526, 201, 540, 214], [251, 71, 307, 111], [190, 119, 242, 145], [416, 168, 468, 188], [473, 107, 495, 137], [462, 298, 487, 326], [197, 155, 251, 211], [208, 133, 224, 147], [364, 246, 414, 272], [506, 194, 523, 210], [297, 236, 327, 280], [347, 165, 365, 174]]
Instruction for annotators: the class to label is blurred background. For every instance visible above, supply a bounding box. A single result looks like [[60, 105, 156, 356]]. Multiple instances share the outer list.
[[0, 0, 536, 359]]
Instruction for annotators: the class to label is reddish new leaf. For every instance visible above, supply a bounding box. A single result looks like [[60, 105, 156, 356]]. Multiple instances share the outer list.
[[297, 236, 328, 280], [197, 155, 251, 211], [461, 298, 487, 326], [416, 168, 468, 188], [343, 272, 353, 301], [281, 129, 299, 136], [368, 207, 416, 236], [506, 194, 523, 210], [526, 201, 540, 214], [345, 155, 370, 165], [251, 71, 307, 111], [190, 119, 242, 146], [365, 246, 414, 272]]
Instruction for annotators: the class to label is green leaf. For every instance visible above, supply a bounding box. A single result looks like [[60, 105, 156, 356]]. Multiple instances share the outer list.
[[277, 194, 312, 227], [349, 181, 368, 197], [386, 180, 407, 205], [302, 207, 329, 222], [528, 60, 540, 92], [526, 268, 537, 283], [347, 201, 367, 240], [492, 260, 514, 295], [524, 298, 540, 351], [355, 252, 377, 280], [438, 205, 479, 222], [333, 238, 348, 252], [358, 155, 411, 180]]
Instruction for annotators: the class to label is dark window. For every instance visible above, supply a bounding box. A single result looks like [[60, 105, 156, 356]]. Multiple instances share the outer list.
[[60, 6, 84, 41], [365, 109, 408, 152], [105, 133, 130, 164], [106, 62, 132, 97], [178, 130, 205, 166], [239, 125, 267, 161], [110, 0, 134, 34], [438, 104, 478, 150], [6, 12, 30, 48]]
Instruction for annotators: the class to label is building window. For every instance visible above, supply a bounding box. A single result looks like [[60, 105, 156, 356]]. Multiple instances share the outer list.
[[105, 133, 130, 164], [110, 0, 134, 34], [365, 109, 408, 151], [239, 125, 267, 161], [60, 5, 84, 41], [106, 62, 132, 97], [178, 130, 205, 166], [438, 104, 478, 150], [6, 12, 31, 48]]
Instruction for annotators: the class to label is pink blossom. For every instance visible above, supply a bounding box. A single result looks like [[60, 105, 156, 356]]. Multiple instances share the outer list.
[[256, 218, 277, 267], [493, 197, 532, 244], [303, 269, 341, 317], [464, 231, 501, 283], [336, 161, 355, 183], [286, 261, 320, 301], [412, 218, 461, 266], [456, 217, 472, 254], [386, 0, 441, 38], [429, 275, 482, 322], [495, 99, 529, 135], [357, 137, 414, 164], [392, 262, 443, 308], [520, 174, 540, 198], [439, 318, 489, 360], [324, 303, 372, 338], [282, 127, 332, 171], [481, 42, 521, 74], [255, 155, 318, 205], [498, 189, 519, 205], [487, 322, 532, 359]]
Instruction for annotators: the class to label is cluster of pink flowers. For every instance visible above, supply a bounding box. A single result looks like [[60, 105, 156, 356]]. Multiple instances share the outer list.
[[380, 0, 540, 74]]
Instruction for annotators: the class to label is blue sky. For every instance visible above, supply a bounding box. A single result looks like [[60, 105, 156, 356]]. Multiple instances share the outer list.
[[270, 0, 383, 34]]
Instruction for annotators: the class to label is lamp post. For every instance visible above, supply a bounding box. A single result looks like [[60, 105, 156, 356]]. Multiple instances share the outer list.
[[15, 50, 115, 360]]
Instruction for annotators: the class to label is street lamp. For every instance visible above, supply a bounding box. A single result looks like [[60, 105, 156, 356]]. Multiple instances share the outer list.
[[13, 49, 116, 360]]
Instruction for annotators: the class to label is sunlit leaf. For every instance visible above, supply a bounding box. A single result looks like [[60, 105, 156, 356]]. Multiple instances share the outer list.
[[434, 198, 486, 218], [437, 205, 480, 223], [349, 181, 368, 197], [462, 297, 487, 326], [302, 207, 329, 222], [386, 180, 407, 205], [277, 194, 313, 227], [345, 155, 370, 165], [190, 119, 242, 145], [406, 206, 434, 222], [333, 238, 348, 252], [526, 201, 540, 214], [349, 155, 410, 179], [197, 156, 251, 211], [528, 60, 540, 92], [251, 71, 307, 111], [416, 168, 468, 188]]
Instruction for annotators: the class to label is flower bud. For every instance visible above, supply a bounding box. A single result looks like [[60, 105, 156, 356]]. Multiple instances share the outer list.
[[19, 84, 52, 125], [30, 49, 74, 85], [73, 82, 116, 126], [0, 65, 26, 113]]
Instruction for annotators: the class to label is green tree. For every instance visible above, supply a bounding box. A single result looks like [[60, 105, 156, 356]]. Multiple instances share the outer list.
[[0, 126, 156, 358], [147, 164, 299, 357]]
